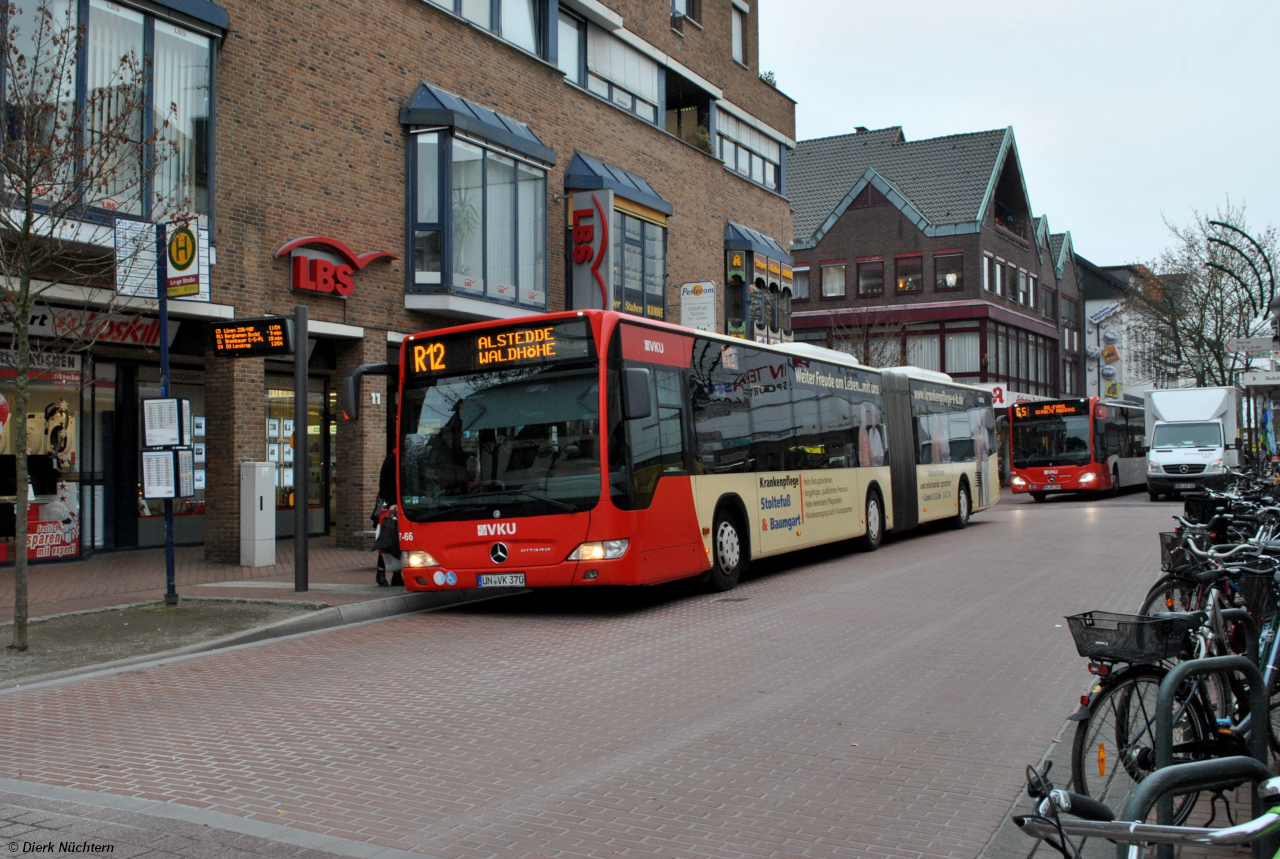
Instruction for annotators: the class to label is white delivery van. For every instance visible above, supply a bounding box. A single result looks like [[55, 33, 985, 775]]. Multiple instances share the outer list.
[[1143, 386, 1241, 500]]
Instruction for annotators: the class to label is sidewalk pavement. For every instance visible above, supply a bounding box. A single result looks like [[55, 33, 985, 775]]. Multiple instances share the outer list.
[[0, 537, 388, 624]]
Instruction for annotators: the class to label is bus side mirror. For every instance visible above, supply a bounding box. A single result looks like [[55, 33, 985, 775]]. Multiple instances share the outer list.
[[622, 367, 652, 421], [341, 362, 393, 421]]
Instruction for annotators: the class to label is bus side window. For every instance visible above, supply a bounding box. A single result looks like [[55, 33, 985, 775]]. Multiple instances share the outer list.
[[1094, 418, 1108, 459], [1130, 411, 1148, 456]]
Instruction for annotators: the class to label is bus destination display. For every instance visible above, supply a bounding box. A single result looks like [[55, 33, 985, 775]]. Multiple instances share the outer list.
[[212, 317, 293, 357], [1015, 401, 1088, 419], [406, 318, 594, 377]]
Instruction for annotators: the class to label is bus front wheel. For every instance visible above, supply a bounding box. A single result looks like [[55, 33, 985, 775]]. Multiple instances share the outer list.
[[707, 511, 745, 592]]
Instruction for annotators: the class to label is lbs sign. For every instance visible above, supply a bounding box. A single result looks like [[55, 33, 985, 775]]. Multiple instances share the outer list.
[[274, 236, 396, 298]]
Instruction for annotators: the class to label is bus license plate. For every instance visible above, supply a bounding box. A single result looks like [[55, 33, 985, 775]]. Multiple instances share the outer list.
[[1174, 483, 1197, 489], [477, 573, 525, 588], [1041, 485, 1061, 491]]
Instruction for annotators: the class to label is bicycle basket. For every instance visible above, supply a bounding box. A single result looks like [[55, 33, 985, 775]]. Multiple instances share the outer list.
[[1065, 611, 1195, 663], [1228, 569, 1278, 621], [1183, 493, 1215, 525], [1158, 531, 1195, 574]]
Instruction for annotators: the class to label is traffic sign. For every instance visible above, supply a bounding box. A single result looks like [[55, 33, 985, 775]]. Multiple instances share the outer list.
[[1226, 336, 1276, 356]]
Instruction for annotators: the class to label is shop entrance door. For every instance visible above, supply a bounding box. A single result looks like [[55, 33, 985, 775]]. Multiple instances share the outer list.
[[265, 376, 330, 537]]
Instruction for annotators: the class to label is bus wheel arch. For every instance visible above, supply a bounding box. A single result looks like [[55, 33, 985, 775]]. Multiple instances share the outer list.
[[951, 477, 972, 530], [855, 484, 884, 551], [706, 496, 750, 592]]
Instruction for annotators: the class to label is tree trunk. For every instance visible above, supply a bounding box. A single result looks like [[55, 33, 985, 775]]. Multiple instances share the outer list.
[[10, 294, 30, 651]]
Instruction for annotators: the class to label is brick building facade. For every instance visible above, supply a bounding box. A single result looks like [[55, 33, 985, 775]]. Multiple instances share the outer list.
[[785, 126, 1085, 409], [4, 0, 795, 563]]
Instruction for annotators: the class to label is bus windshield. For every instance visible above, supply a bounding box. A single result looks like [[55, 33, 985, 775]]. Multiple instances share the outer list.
[[399, 364, 602, 522], [1150, 422, 1222, 449], [1012, 415, 1092, 468]]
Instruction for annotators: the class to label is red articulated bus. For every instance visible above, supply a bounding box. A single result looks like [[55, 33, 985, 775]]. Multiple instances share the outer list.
[[1008, 397, 1147, 501], [345, 310, 998, 592]]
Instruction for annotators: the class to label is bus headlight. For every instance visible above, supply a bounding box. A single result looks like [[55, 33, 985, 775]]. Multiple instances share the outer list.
[[406, 550, 439, 568], [568, 539, 629, 561], [1078, 472, 1098, 485], [1011, 475, 1027, 488]]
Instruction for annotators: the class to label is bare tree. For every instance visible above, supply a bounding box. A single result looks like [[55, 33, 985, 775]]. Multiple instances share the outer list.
[[1126, 202, 1277, 388], [829, 309, 907, 368], [2, 1, 186, 651]]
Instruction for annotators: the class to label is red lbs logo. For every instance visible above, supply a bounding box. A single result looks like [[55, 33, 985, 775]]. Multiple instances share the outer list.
[[274, 237, 397, 298]]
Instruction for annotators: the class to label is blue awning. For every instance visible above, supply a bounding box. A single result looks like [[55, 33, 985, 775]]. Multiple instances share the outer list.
[[399, 82, 555, 166], [150, 0, 228, 31], [724, 221, 793, 266], [564, 153, 673, 216]]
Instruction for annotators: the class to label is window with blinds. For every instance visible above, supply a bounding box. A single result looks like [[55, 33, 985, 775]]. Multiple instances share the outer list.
[[586, 26, 659, 122], [718, 111, 782, 191]]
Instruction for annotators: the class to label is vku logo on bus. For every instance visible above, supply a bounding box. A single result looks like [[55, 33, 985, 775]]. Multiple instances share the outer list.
[[644, 340, 665, 354], [477, 523, 517, 537]]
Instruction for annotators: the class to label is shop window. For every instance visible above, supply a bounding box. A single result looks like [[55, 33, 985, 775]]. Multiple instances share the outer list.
[[0, 357, 84, 561], [895, 255, 923, 293], [934, 252, 963, 290], [410, 129, 548, 309], [857, 258, 883, 296], [3, 0, 217, 222], [430, 0, 545, 56], [613, 212, 667, 320], [821, 263, 845, 298], [792, 268, 809, 300]]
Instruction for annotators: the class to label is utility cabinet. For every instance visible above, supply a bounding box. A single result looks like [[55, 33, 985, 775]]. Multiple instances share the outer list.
[[240, 461, 276, 567]]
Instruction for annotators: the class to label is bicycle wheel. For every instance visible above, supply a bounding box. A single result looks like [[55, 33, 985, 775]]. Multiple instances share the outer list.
[[1140, 575, 1203, 615], [1071, 666, 1210, 824]]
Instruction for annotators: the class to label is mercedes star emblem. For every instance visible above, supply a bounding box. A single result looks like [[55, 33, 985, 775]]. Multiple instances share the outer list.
[[1179, 464, 1190, 474], [493, 509, 501, 519], [490, 542, 509, 564]]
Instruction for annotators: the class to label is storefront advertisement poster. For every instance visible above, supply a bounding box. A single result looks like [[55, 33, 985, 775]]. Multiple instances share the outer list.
[[268, 443, 280, 462], [194, 469, 206, 490], [268, 418, 280, 438], [194, 416, 205, 437], [194, 443, 206, 463]]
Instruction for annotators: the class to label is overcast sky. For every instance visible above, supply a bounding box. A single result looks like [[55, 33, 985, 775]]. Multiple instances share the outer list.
[[758, 1, 1280, 266]]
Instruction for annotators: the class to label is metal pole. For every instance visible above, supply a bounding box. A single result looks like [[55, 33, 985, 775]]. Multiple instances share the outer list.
[[157, 223, 178, 606], [294, 304, 308, 592]]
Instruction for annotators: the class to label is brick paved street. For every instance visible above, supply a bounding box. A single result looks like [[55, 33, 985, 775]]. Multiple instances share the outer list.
[[0, 494, 1187, 857], [0, 538, 378, 623]]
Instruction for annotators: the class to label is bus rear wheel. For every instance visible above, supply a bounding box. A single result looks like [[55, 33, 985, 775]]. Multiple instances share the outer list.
[[951, 482, 971, 530], [855, 490, 883, 552], [707, 510, 745, 592]]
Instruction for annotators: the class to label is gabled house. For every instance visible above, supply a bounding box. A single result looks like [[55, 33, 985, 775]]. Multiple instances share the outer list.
[[786, 126, 1085, 403]]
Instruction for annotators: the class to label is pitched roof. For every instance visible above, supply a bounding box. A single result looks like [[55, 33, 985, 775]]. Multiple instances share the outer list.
[[789, 126, 1011, 246]]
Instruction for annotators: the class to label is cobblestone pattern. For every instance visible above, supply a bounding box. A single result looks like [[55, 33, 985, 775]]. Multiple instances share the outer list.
[[0, 496, 1174, 858]]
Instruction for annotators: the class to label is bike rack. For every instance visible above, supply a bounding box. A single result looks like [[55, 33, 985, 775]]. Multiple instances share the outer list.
[[1117, 756, 1277, 859], [1154, 655, 1271, 859]]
